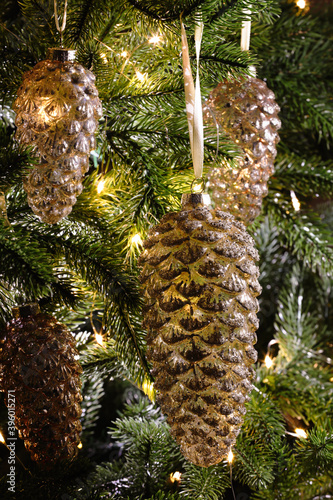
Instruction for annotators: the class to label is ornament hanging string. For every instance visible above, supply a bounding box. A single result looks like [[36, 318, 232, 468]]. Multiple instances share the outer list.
[[54, 0, 68, 46], [181, 17, 204, 179], [240, 8, 251, 51], [240, 8, 256, 77]]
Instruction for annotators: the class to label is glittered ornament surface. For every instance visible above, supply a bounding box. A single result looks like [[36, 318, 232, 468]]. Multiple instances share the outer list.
[[139, 194, 261, 467], [13, 48, 102, 224], [0, 304, 82, 466], [204, 77, 281, 225]]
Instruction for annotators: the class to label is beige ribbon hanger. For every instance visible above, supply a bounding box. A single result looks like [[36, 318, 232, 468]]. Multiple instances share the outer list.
[[181, 18, 204, 180]]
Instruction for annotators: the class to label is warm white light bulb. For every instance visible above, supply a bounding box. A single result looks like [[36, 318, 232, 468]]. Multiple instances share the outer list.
[[97, 179, 105, 194], [0, 432, 5, 444], [135, 71, 145, 82], [265, 354, 273, 369], [170, 471, 182, 483], [131, 233, 143, 246], [296, 0, 306, 8], [100, 52, 108, 63], [121, 50, 128, 58], [77, 441, 83, 449], [148, 35, 161, 45], [95, 333, 105, 346], [291, 190, 301, 211], [227, 449, 234, 463], [295, 428, 307, 439]]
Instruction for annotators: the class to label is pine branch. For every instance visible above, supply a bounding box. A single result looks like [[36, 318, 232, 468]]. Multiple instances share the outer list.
[[264, 194, 333, 275], [180, 462, 230, 500], [65, 0, 113, 46], [273, 150, 333, 199]]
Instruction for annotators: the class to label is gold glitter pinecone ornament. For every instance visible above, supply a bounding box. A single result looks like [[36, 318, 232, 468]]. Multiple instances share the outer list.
[[139, 193, 261, 467], [0, 303, 82, 466], [203, 76, 281, 225], [13, 48, 102, 224]]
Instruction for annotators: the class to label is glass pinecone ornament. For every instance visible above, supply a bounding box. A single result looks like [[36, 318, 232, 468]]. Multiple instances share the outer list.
[[139, 194, 261, 467], [13, 48, 103, 224], [203, 76, 281, 225], [0, 303, 82, 466]]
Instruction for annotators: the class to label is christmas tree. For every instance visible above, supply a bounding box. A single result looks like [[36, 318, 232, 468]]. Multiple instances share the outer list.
[[0, 0, 333, 498]]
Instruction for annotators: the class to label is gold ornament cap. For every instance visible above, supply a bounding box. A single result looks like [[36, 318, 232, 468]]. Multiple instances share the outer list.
[[47, 48, 76, 62], [181, 193, 212, 210], [12, 303, 41, 319]]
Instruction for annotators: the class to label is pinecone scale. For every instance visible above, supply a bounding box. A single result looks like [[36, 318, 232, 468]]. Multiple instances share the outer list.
[[0, 304, 82, 466], [139, 195, 261, 467], [204, 77, 281, 225], [13, 49, 102, 224]]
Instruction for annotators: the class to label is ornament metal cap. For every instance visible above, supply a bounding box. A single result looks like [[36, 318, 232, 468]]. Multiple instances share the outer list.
[[181, 193, 212, 210], [12, 303, 41, 319], [47, 48, 76, 62]]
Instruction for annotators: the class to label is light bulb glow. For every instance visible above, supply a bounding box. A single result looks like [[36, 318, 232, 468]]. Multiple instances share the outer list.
[[121, 50, 128, 58], [131, 233, 143, 246], [296, 0, 306, 8], [265, 354, 274, 369], [0, 432, 5, 444], [148, 35, 161, 44], [135, 71, 145, 82], [95, 333, 105, 346], [291, 190, 301, 211], [295, 428, 307, 439], [97, 179, 105, 194], [78, 441, 83, 449], [170, 471, 182, 483], [100, 52, 108, 63], [227, 449, 234, 463]]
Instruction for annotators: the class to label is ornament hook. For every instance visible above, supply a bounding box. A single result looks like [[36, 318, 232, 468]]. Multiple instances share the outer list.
[[54, 0, 68, 47]]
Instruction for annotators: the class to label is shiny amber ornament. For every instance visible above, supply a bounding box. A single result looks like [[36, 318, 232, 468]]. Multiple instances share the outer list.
[[0, 303, 82, 466], [203, 77, 281, 225], [13, 48, 103, 224], [139, 194, 261, 467]]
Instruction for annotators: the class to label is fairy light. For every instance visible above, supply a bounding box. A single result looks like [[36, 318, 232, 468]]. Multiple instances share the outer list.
[[100, 52, 108, 63], [291, 190, 301, 211], [95, 332, 105, 346], [296, 0, 306, 8], [265, 354, 274, 369], [135, 70, 145, 82], [227, 449, 234, 463], [295, 428, 307, 439], [148, 34, 161, 45], [131, 233, 143, 246], [121, 50, 128, 58], [170, 471, 182, 483], [77, 441, 83, 449], [0, 432, 5, 444], [97, 179, 105, 194]]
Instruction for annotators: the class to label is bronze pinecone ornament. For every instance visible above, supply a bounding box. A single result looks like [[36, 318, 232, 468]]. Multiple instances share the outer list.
[[0, 304, 82, 466], [13, 48, 102, 224], [204, 77, 281, 225], [139, 194, 261, 467]]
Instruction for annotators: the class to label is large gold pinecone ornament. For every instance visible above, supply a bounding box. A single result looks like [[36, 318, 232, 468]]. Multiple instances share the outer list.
[[0, 303, 82, 466], [13, 48, 103, 224], [139, 194, 261, 467], [203, 76, 281, 225]]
